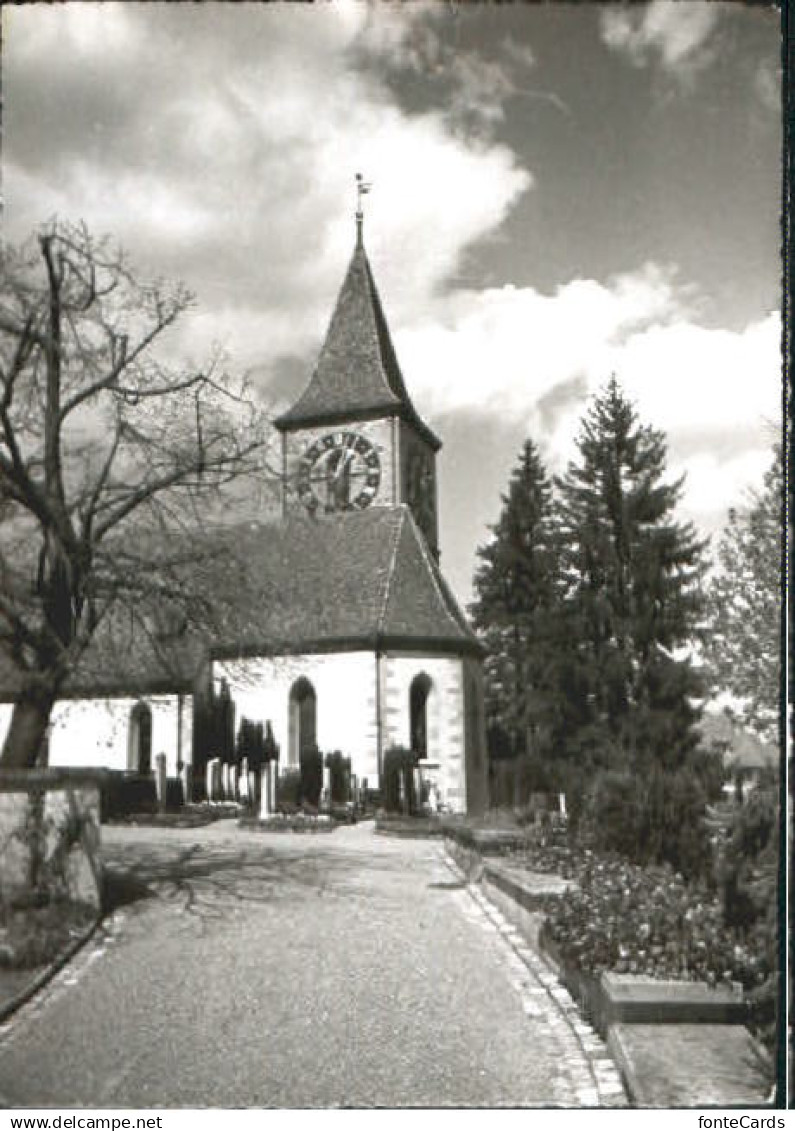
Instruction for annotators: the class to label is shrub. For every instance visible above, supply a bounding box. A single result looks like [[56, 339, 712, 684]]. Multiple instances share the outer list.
[[101, 773, 158, 821], [278, 768, 301, 809], [579, 764, 715, 881], [236, 717, 262, 769], [325, 751, 351, 803], [382, 746, 419, 814], [299, 744, 322, 807], [713, 775, 779, 1048]]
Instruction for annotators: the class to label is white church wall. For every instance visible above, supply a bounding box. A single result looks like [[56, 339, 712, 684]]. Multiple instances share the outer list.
[[0, 695, 190, 775], [381, 653, 467, 813], [215, 651, 380, 784]]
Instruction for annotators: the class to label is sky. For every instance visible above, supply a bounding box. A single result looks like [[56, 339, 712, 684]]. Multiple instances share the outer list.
[[2, 1, 783, 605]]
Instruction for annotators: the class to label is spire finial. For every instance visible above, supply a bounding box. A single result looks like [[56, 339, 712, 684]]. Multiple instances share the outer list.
[[355, 172, 371, 246]]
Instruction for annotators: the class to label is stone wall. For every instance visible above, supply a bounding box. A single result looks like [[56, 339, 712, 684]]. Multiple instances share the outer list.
[[0, 771, 103, 911]]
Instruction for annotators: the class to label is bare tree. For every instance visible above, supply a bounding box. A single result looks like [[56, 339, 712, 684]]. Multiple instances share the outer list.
[[0, 221, 272, 768]]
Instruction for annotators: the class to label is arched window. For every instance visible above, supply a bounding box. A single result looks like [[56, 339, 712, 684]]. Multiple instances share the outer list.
[[288, 678, 317, 766], [409, 673, 433, 759], [128, 701, 152, 774]]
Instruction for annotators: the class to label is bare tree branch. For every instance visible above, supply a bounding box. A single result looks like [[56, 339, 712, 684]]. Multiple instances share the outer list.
[[0, 220, 277, 767]]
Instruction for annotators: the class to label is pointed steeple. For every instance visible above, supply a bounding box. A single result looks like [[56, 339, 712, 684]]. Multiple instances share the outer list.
[[276, 232, 440, 450]]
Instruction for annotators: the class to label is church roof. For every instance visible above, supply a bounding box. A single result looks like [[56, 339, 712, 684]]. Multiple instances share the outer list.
[[0, 508, 479, 701], [206, 506, 477, 658], [276, 240, 441, 450]]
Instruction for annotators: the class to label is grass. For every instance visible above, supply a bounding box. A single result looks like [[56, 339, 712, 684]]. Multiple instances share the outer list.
[[106, 803, 242, 827], [0, 898, 96, 970]]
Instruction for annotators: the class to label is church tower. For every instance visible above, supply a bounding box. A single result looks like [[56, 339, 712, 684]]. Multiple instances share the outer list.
[[276, 202, 441, 557]]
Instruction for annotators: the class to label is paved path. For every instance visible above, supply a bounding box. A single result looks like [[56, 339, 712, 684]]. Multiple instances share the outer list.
[[0, 820, 624, 1108]]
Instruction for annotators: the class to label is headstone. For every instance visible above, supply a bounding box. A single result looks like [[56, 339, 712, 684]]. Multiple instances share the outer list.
[[154, 752, 167, 812], [267, 760, 277, 811], [414, 767, 423, 813], [259, 765, 272, 820], [221, 763, 232, 800], [249, 768, 260, 810], [181, 763, 193, 804], [208, 757, 222, 802], [399, 769, 408, 814], [238, 758, 250, 803], [558, 792, 567, 818], [322, 764, 332, 809]]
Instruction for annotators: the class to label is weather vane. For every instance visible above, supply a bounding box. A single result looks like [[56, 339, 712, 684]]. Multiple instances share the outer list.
[[355, 172, 372, 243]]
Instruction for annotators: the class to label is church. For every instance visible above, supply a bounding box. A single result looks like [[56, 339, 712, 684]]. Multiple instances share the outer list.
[[0, 211, 489, 815]]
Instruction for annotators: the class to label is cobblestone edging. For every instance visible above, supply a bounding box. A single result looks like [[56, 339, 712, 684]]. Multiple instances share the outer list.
[[442, 848, 627, 1107]]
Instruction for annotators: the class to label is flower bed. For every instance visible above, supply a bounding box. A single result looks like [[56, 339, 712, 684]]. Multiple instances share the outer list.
[[108, 803, 239, 828], [536, 851, 772, 992], [374, 814, 448, 838], [239, 811, 339, 833], [508, 836, 777, 1058]]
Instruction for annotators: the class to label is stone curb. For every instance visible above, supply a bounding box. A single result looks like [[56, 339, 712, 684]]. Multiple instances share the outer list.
[[0, 915, 101, 1026], [444, 839, 775, 1108], [442, 843, 627, 1107]]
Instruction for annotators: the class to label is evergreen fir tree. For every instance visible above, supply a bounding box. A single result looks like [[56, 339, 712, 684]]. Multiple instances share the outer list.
[[556, 377, 708, 773], [470, 440, 563, 771]]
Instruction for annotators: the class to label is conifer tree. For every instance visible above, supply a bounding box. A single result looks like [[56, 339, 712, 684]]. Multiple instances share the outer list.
[[555, 377, 708, 774], [470, 440, 563, 769], [704, 445, 782, 741]]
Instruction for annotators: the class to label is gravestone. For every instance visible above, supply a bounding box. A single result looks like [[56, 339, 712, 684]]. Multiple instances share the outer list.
[[208, 758, 222, 802], [414, 767, 423, 812], [267, 760, 277, 811], [248, 766, 260, 810], [154, 753, 167, 812], [259, 764, 272, 819], [181, 763, 193, 804], [221, 762, 232, 801], [321, 763, 331, 810], [238, 758, 250, 803]]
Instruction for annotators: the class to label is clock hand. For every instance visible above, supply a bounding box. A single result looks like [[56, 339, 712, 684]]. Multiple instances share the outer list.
[[331, 449, 355, 481]]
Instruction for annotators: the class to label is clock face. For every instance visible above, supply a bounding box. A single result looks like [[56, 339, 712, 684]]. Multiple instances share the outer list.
[[297, 432, 382, 513]]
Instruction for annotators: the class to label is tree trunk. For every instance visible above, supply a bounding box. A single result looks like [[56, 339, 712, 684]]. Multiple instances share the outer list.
[[0, 683, 57, 769]]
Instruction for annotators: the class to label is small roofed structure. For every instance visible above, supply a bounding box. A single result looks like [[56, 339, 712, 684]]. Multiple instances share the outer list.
[[699, 712, 778, 799]]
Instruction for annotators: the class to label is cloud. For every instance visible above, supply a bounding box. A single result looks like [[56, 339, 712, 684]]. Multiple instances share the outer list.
[[4, 3, 531, 369], [3, 1, 778, 555], [356, 3, 565, 131], [600, 1, 722, 74], [394, 270, 781, 529]]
